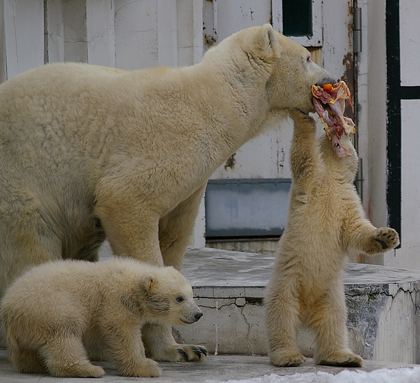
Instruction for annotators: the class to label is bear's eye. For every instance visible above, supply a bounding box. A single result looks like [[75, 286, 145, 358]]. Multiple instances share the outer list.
[[306, 56, 311, 63], [176, 296, 184, 303]]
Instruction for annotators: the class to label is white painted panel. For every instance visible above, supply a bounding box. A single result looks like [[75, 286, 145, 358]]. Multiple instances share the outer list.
[[45, 0, 65, 63], [114, 0, 158, 70], [177, 0, 203, 66], [392, 100, 420, 269], [63, 0, 87, 62], [211, 121, 295, 180], [157, 0, 177, 67], [3, 0, 44, 78], [321, 0, 353, 76], [203, 0, 271, 50], [400, 0, 420, 86], [86, 0, 116, 67]]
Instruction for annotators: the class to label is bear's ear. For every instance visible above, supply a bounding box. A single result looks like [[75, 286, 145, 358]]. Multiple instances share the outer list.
[[142, 274, 156, 292], [260, 23, 280, 57]]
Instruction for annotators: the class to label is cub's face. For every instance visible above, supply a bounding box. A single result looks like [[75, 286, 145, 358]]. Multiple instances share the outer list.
[[142, 268, 203, 326]]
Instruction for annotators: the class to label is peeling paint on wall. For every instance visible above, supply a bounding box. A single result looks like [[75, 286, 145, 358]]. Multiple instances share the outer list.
[[224, 153, 236, 171]]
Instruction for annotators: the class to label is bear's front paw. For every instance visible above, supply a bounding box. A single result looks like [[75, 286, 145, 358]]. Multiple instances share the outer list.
[[365, 227, 399, 254], [270, 349, 306, 367], [176, 344, 207, 362]]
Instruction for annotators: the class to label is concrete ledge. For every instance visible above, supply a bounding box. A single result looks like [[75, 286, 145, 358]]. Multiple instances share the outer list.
[[1, 350, 418, 383], [175, 247, 420, 364]]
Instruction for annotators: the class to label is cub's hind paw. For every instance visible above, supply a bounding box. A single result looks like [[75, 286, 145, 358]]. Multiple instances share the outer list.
[[270, 349, 306, 367], [318, 350, 363, 367], [366, 227, 399, 254]]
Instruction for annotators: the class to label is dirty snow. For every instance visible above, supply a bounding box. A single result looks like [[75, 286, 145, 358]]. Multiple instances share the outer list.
[[206, 366, 420, 383]]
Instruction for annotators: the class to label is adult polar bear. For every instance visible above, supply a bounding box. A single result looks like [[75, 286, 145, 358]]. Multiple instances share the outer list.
[[0, 24, 337, 361]]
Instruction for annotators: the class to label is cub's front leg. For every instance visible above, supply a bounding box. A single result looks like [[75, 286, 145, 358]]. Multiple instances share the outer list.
[[103, 323, 162, 378], [343, 209, 400, 255]]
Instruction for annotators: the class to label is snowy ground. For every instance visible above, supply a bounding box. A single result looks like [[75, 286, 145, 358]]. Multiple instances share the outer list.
[[206, 367, 420, 383]]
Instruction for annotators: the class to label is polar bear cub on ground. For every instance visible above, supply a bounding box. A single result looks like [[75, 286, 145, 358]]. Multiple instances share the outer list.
[[265, 110, 399, 368], [1, 258, 203, 378]]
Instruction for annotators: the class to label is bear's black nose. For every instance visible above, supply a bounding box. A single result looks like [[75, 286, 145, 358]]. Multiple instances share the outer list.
[[195, 312, 203, 321]]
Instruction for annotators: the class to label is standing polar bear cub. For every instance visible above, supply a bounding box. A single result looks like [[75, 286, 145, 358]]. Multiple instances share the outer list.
[[1, 258, 203, 378], [265, 110, 399, 368], [0, 23, 338, 358]]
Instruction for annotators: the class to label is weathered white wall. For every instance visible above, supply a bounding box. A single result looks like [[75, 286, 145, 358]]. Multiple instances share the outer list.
[[400, 0, 420, 87], [1, 0, 44, 81], [394, 100, 420, 268], [1, 0, 416, 267], [361, 0, 388, 266], [385, 0, 420, 269]]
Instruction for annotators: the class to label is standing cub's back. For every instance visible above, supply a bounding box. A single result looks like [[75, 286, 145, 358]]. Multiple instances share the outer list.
[[1, 258, 203, 378]]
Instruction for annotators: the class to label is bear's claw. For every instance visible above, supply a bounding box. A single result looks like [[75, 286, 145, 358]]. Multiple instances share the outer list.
[[177, 348, 189, 361], [369, 227, 399, 253], [176, 345, 207, 362], [190, 345, 207, 358]]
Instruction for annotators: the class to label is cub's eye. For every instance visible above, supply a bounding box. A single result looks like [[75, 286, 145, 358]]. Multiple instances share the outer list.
[[176, 296, 184, 303], [306, 56, 311, 63]]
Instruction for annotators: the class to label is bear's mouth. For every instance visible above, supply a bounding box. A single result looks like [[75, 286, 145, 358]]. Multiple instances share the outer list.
[[180, 318, 198, 324], [312, 81, 356, 158]]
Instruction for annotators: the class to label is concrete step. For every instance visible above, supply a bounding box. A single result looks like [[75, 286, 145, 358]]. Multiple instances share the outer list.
[[1, 350, 419, 383], [172, 247, 420, 364]]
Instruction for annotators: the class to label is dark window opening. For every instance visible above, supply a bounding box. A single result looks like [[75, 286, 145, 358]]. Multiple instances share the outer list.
[[283, 0, 312, 36]]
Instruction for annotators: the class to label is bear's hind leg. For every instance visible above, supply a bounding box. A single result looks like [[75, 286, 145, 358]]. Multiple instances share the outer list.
[[9, 347, 48, 374], [159, 183, 206, 270], [308, 285, 363, 367], [41, 335, 105, 377], [264, 278, 305, 367]]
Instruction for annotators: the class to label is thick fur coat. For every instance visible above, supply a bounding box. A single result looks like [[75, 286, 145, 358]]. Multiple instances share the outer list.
[[1, 258, 203, 377], [0, 24, 337, 359], [264, 110, 399, 367]]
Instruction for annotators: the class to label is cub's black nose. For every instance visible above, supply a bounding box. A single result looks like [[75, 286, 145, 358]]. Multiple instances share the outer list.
[[195, 312, 203, 321]]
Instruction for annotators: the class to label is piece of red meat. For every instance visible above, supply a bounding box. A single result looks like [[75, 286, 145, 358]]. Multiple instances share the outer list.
[[311, 81, 356, 158]]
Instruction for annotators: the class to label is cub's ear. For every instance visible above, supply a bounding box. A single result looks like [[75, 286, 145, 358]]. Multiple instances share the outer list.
[[142, 274, 156, 292], [260, 23, 280, 56]]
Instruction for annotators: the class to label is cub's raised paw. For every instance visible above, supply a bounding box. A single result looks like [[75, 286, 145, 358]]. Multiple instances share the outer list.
[[366, 227, 400, 254], [318, 350, 363, 367], [270, 349, 306, 367], [177, 344, 207, 362]]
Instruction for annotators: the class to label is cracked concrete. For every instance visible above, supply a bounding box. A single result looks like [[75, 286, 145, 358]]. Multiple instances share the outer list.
[[171, 247, 420, 363], [98, 245, 420, 363]]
